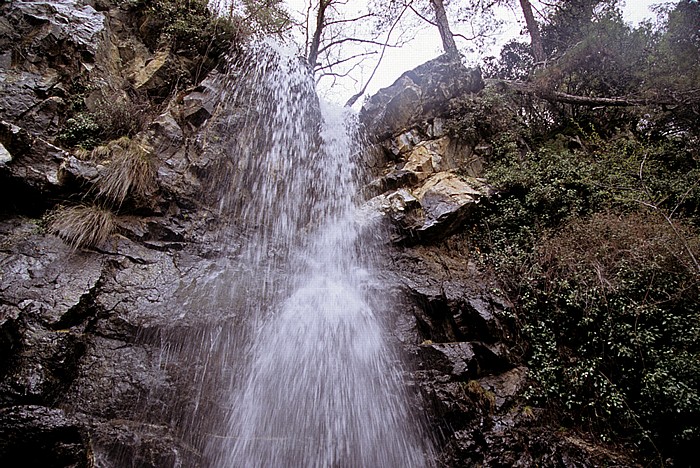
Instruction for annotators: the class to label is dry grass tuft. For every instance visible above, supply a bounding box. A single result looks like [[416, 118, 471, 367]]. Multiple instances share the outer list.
[[94, 137, 157, 207], [74, 147, 91, 160], [48, 204, 115, 249], [90, 144, 111, 160]]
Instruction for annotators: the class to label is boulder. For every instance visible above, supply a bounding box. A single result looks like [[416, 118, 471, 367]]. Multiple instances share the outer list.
[[360, 54, 484, 141], [372, 172, 494, 243]]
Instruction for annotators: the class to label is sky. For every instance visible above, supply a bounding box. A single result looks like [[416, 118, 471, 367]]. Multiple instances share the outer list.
[[282, 0, 675, 105]]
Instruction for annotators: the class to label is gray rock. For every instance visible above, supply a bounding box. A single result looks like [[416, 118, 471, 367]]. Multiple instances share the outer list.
[[0, 220, 105, 328], [371, 172, 493, 243], [0, 120, 70, 198], [419, 342, 478, 379], [10, 0, 105, 55], [0, 143, 11, 165], [360, 54, 484, 141], [0, 405, 91, 468], [181, 76, 219, 127], [479, 366, 528, 410]]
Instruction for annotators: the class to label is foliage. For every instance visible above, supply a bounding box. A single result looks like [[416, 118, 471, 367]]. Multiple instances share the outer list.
[[521, 212, 699, 460], [482, 41, 534, 81], [58, 113, 101, 149], [462, 106, 700, 462], [47, 204, 116, 249], [462, 11, 700, 452], [58, 82, 147, 149], [91, 96, 148, 142], [138, 0, 288, 57]]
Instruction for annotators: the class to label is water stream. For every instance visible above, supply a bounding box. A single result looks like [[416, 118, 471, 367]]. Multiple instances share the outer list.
[[200, 44, 434, 467]]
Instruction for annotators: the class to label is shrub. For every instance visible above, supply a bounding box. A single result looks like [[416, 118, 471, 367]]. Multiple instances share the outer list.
[[58, 113, 101, 149], [59, 90, 147, 149], [47, 204, 115, 249], [521, 212, 700, 459], [463, 118, 700, 462], [92, 96, 148, 142]]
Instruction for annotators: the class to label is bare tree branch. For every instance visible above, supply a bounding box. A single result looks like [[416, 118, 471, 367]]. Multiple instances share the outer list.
[[315, 51, 378, 71], [344, 2, 412, 107], [318, 37, 401, 55], [489, 79, 676, 107]]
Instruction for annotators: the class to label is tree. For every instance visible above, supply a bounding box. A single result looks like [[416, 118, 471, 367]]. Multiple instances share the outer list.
[[518, 0, 545, 64], [297, 0, 410, 98], [430, 0, 459, 57]]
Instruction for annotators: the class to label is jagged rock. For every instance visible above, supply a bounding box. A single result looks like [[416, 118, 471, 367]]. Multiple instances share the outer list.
[[130, 47, 171, 90], [181, 75, 219, 127], [58, 155, 100, 187], [479, 366, 528, 410], [420, 342, 478, 379], [392, 129, 424, 155], [360, 54, 484, 141], [0, 0, 105, 137], [7, 0, 105, 55], [0, 120, 71, 204], [415, 172, 485, 232], [0, 324, 86, 406], [0, 405, 91, 468], [0, 143, 11, 165], [0, 219, 105, 327], [372, 172, 494, 243]]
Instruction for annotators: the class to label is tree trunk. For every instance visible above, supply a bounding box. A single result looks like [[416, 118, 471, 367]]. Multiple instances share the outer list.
[[518, 0, 546, 64], [307, 0, 330, 69], [430, 0, 459, 58]]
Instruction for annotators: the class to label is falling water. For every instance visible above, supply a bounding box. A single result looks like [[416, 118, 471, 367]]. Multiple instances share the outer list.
[[201, 42, 434, 467]]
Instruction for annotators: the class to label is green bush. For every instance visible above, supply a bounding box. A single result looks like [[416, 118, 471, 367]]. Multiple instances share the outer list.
[[464, 120, 700, 463], [522, 212, 699, 457], [58, 113, 101, 149]]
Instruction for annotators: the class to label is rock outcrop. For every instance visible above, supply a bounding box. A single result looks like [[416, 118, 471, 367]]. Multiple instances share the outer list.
[[359, 54, 637, 467], [360, 54, 484, 141]]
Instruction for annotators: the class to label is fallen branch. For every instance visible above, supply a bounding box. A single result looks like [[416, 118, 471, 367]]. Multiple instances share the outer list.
[[488, 79, 675, 107]]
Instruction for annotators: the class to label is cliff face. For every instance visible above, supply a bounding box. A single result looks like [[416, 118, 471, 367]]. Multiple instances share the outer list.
[[0, 1, 241, 465], [358, 58, 639, 467], [0, 2, 636, 467]]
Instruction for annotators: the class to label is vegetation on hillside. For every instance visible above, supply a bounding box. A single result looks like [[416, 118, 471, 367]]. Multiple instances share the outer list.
[[454, 0, 700, 463]]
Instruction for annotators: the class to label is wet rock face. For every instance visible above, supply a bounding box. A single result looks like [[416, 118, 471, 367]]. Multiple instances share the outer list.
[[0, 406, 91, 468], [0, 0, 104, 136], [0, 1, 239, 465]]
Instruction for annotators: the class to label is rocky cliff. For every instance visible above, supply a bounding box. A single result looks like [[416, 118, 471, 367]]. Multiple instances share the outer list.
[[0, 1, 637, 467]]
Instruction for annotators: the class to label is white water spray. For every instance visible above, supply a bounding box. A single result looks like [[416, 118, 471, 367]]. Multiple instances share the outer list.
[[203, 43, 434, 467]]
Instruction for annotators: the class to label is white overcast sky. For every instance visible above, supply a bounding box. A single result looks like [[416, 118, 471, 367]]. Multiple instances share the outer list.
[[281, 0, 674, 105]]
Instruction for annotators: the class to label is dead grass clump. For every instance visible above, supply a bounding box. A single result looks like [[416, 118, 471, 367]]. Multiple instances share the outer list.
[[94, 137, 157, 207], [47, 204, 115, 249]]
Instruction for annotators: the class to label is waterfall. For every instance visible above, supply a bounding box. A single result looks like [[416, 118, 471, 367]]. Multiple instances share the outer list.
[[200, 42, 434, 467]]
